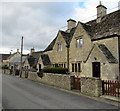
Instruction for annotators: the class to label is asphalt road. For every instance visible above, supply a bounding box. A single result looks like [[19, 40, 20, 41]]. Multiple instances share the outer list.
[[2, 74, 118, 109]]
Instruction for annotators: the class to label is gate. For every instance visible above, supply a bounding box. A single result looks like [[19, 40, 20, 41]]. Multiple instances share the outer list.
[[102, 80, 120, 97], [72, 76, 81, 90]]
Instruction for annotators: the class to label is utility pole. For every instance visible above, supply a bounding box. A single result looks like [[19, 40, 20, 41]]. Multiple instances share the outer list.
[[20, 36, 23, 78]]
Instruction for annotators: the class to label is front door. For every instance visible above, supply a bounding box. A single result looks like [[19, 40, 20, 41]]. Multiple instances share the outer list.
[[39, 64, 41, 72], [92, 62, 100, 78]]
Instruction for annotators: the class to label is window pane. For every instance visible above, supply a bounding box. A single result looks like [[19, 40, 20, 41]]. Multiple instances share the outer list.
[[72, 64, 74, 72], [76, 39, 79, 48], [64, 64, 66, 68], [75, 63, 77, 72], [79, 38, 83, 47], [78, 63, 81, 72], [57, 43, 62, 51], [76, 38, 83, 48]]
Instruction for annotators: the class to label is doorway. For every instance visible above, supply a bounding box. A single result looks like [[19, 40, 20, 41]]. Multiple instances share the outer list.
[[39, 64, 41, 72], [92, 62, 100, 78]]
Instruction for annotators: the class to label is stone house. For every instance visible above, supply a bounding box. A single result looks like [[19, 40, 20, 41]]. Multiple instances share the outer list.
[[9, 55, 27, 70], [3, 49, 21, 70], [44, 21, 76, 70], [0, 54, 11, 68], [44, 3, 120, 80], [23, 48, 51, 72]]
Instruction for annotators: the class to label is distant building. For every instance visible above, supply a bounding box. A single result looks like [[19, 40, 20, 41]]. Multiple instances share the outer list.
[[23, 48, 51, 72], [0, 54, 11, 68]]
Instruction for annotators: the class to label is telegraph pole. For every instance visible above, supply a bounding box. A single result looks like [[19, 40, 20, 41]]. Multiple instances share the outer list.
[[20, 36, 23, 78]]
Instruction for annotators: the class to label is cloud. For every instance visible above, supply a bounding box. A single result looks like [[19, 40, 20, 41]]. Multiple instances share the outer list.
[[2, 2, 78, 54], [71, 0, 119, 22], [1, 0, 120, 54]]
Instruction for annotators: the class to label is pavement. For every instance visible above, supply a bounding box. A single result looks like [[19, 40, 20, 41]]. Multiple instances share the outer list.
[[2, 74, 120, 109]]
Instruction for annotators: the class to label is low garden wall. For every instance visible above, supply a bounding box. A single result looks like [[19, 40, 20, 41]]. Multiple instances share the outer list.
[[81, 77, 102, 97], [3, 69, 103, 97], [22, 71, 73, 90], [2, 69, 10, 74]]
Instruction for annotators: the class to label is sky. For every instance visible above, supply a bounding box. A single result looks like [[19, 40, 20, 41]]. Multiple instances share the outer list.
[[0, 0, 119, 54]]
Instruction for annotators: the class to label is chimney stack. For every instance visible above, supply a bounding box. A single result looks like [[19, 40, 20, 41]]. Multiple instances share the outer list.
[[17, 49, 19, 53], [30, 48, 35, 54], [67, 19, 76, 31], [96, 1, 107, 23]]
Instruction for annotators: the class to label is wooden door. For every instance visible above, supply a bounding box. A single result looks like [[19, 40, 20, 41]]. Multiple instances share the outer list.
[[92, 62, 100, 78]]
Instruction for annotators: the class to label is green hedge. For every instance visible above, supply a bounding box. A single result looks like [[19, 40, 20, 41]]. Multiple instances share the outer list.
[[42, 67, 68, 74], [2, 65, 9, 69]]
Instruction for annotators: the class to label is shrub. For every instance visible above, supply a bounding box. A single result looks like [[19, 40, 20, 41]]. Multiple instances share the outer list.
[[37, 71, 43, 78], [42, 67, 68, 74], [2, 65, 9, 69]]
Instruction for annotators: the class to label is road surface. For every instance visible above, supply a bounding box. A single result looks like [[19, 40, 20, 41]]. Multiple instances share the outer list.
[[2, 74, 118, 109]]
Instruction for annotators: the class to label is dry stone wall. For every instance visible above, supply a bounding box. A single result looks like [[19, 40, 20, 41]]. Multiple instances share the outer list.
[[81, 77, 102, 97]]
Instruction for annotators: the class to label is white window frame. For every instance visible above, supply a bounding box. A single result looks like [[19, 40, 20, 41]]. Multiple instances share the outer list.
[[76, 38, 83, 48], [57, 43, 62, 51]]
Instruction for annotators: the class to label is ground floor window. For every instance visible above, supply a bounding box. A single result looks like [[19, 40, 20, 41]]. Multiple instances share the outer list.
[[71, 62, 81, 72], [52, 63, 66, 68]]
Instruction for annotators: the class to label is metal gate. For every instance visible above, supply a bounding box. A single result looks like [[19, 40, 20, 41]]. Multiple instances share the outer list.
[[72, 76, 81, 90], [102, 80, 120, 97]]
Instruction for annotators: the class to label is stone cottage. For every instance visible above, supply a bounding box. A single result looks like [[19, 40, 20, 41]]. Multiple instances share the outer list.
[[0, 54, 11, 68], [3, 49, 21, 70], [23, 48, 51, 72], [44, 2, 120, 80]]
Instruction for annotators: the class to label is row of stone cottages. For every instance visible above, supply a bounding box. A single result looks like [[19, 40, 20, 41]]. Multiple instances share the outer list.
[[1, 3, 120, 81]]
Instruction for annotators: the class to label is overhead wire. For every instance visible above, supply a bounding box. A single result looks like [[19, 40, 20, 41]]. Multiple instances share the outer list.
[[6, 5, 119, 53]]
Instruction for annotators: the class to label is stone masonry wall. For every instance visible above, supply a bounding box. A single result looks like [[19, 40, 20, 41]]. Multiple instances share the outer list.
[[81, 77, 102, 97], [22, 72, 72, 90], [2, 69, 10, 74]]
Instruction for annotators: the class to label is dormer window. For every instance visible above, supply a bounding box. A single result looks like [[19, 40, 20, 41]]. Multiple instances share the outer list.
[[76, 38, 83, 48], [57, 43, 62, 51]]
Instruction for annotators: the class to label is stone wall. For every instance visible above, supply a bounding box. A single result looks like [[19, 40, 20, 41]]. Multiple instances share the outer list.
[[2, 69, 10, 74], [81, 77, 102, 97], [22, 72, 73, 90]]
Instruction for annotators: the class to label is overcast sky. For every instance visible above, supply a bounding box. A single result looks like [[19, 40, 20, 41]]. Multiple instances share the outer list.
[[0, 0, 119, 54]]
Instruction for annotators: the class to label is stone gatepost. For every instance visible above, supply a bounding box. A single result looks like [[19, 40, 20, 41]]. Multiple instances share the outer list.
[[81, 77, 102, 97]]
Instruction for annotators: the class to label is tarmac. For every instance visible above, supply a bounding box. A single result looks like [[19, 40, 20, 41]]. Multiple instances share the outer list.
[[2, 73, 120, 109], [41, 83, 120, 108]]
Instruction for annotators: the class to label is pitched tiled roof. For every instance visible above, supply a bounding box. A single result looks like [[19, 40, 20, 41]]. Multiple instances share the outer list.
[[61, 27, 76, 46], [86, 10, 120, 40], [44, 10, 120, 52], [7, 52, 21, 60], [9, 56, 26, 64], [41, 54, 51, 65], [98, 44, 118, 63], [28, 51, 43, 67], [0, 54, 11, 62], [44, 27, 76, 51], [44, 37, 57, 52]]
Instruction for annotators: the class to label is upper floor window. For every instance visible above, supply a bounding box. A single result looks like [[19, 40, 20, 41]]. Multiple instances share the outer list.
[[57, 43, 62, 51], [76, 38, 83, 48]]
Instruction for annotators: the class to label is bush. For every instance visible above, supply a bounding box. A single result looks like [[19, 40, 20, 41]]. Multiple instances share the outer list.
[[37, 71, 43, 78], [42, 67, 68, 74], [2, 65, 9, 69]]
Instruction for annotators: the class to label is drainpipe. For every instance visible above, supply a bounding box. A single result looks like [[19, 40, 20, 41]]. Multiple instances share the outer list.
[[66, 44, 70, 74]]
